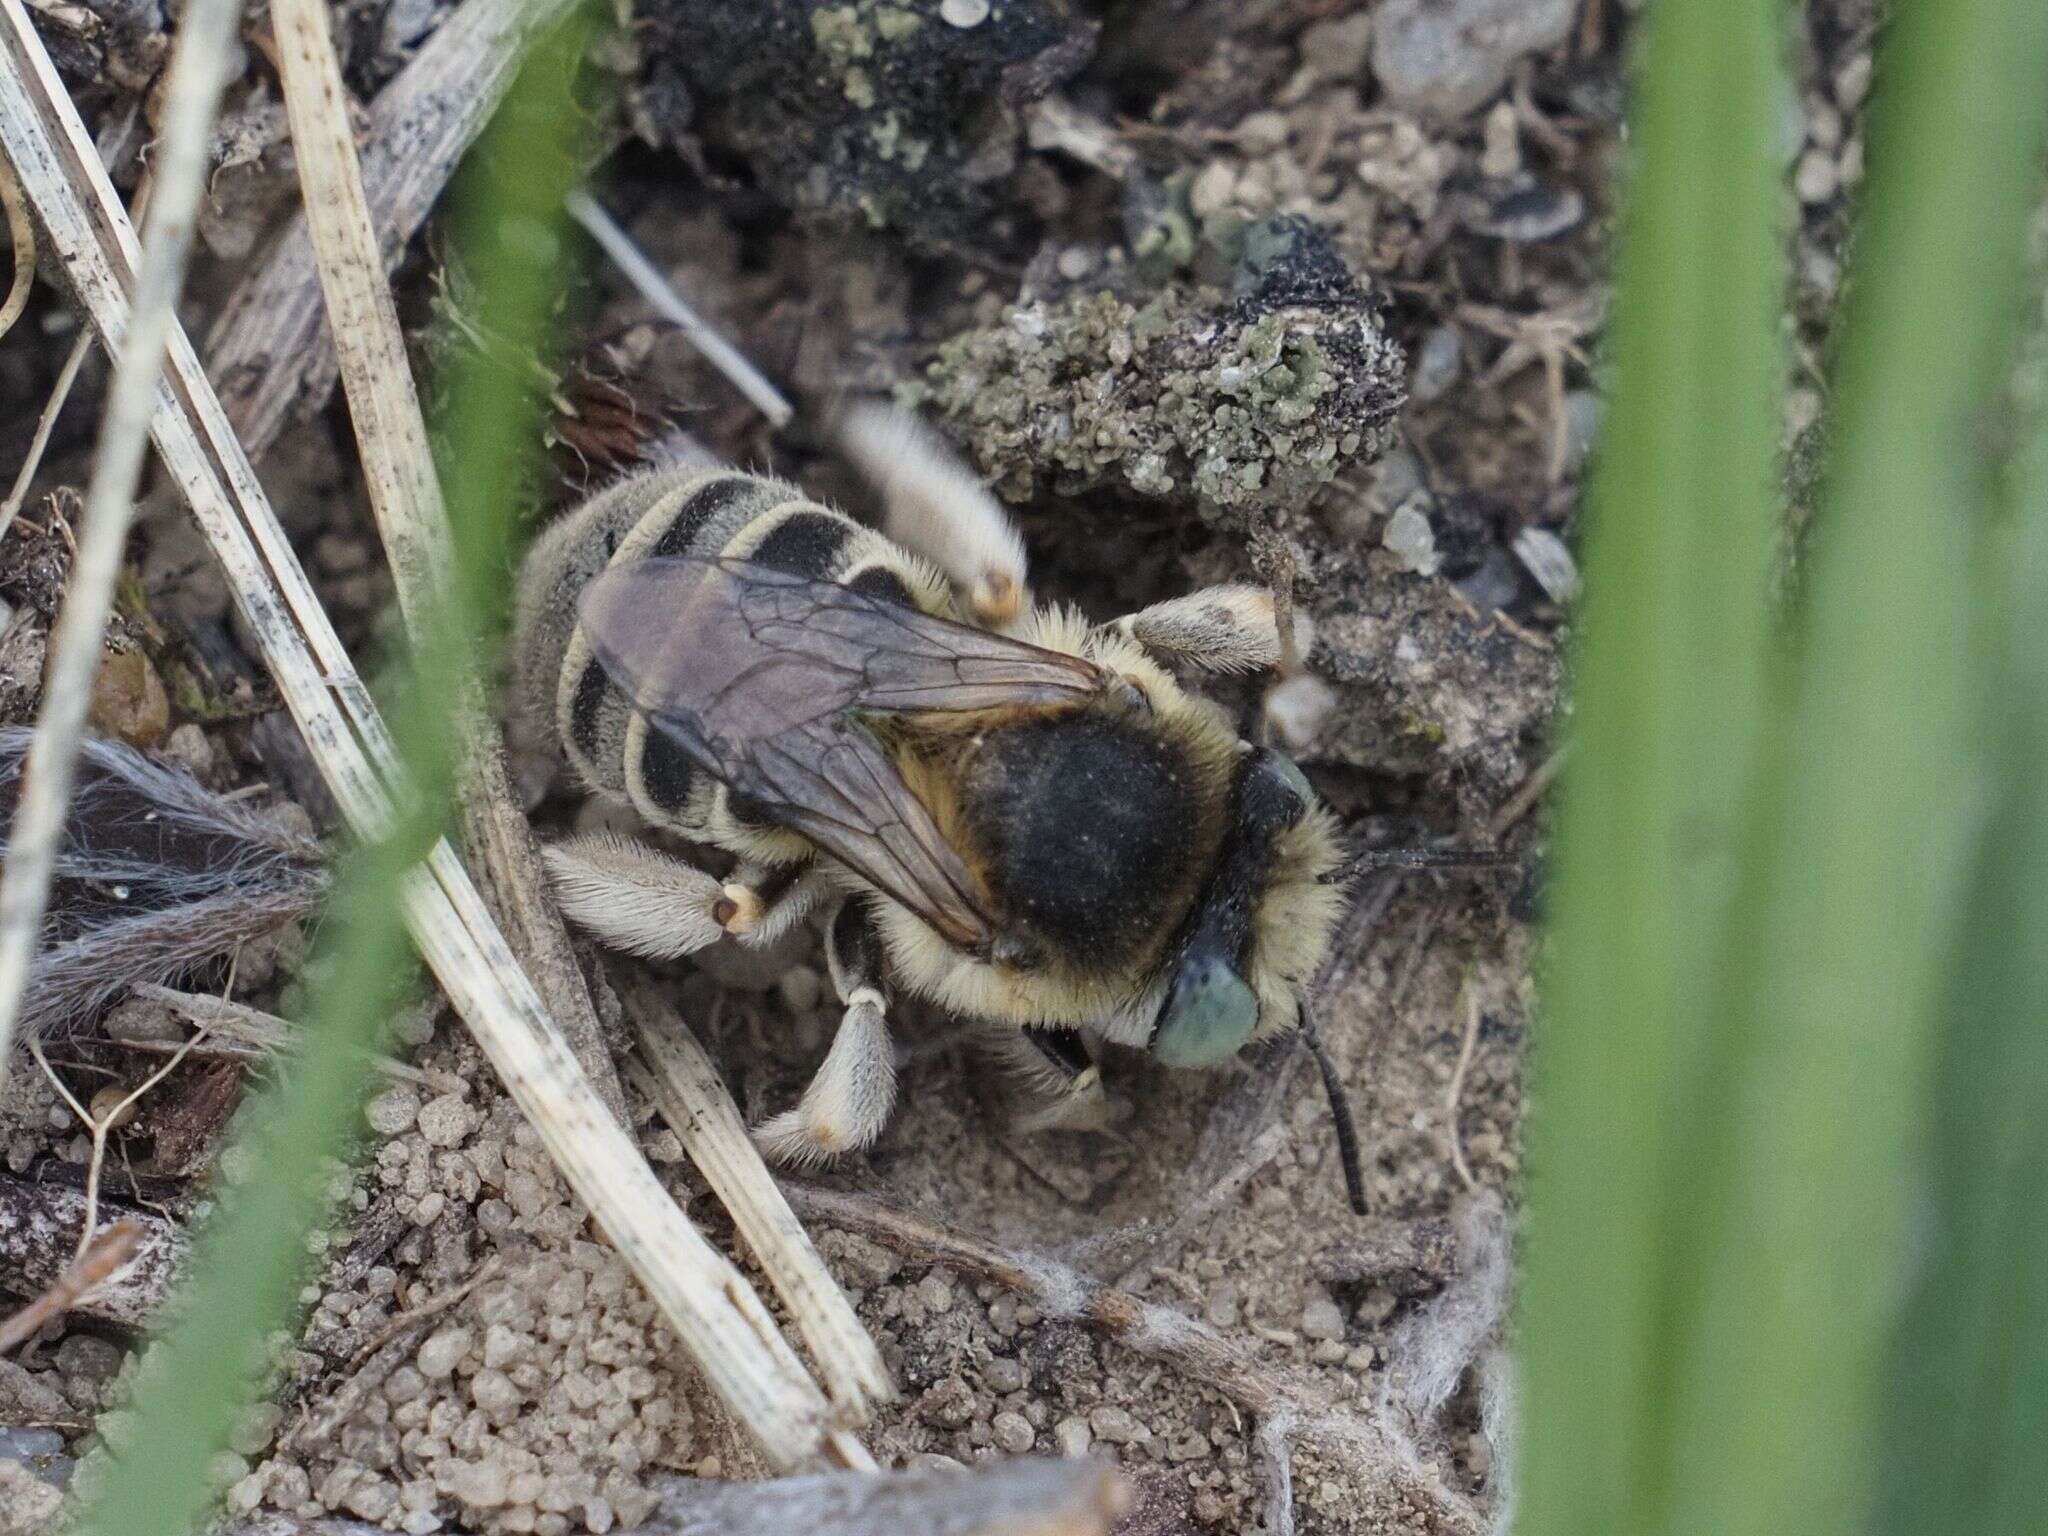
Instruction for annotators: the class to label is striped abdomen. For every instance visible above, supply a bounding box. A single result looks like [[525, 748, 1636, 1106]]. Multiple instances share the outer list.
[[512, 465, 952, 852]]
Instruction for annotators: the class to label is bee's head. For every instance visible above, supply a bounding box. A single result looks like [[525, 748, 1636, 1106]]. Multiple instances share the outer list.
[[1149, 746, 1344, 1067]]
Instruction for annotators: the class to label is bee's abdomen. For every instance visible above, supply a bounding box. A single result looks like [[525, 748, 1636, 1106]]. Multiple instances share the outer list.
[[957, 713, 1212, 971], [515, 463, 948, 845]]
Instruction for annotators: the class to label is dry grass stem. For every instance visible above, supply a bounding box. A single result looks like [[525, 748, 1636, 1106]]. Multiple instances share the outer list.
[[206, 0, 584, 460], [566, 191, 795, 429], [0, 7, 837, 1469], [786, 1183, 1483, 1534], [261, 0, 834, 1463], [267, 0, 623, 1119], [0, 140, 30, 342], [625, 980, 893, 1421], [229, 1458, 1130, 1536], [131, 984, 468, 1094], [0, 1217, 142, 1353], [1447, 983, 1481, 1191], [0, 0, 242, 1082]]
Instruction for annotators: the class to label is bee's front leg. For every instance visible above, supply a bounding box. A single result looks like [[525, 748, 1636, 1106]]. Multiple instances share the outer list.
[[1012, 1027, 1124, 1134], [753, 899, 898, 1166]]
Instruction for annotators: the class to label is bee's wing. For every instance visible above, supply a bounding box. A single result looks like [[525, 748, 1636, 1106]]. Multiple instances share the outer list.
[[577, 557, 1105, 947]]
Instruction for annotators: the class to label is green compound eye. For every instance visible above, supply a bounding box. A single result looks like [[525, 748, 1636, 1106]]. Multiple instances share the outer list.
[[1150, 953, 1259, 1069]]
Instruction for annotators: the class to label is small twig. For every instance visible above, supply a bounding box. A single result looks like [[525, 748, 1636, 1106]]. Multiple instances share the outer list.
[[0, 328, 92, 546], [786, 1183, 1484, 1535], [293, 1257, 501, 1450], [0, 0, 242, 1083], [33, 1016, 211, 1263], [0, 150, 140, 544], [566, 190, 795, 430], [131, 984, 468, 1094], [626, 977, 893, 1423], [1446, 982, 1481, 1191], [1255, 1412, 1300, 1536], [1486, 744, 1566, 840], [1022, 95, 1138, 181], [0, 1218, 140, 1353], [0, 141, 31, 342]]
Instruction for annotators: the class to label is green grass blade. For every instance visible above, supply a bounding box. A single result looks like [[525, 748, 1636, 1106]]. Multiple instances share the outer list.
[[1657, 6, 2048, 1533], [70, 19, 591, 1536], [1517, 0, 1784, 1529], [1877, 386, 2048, 1536]]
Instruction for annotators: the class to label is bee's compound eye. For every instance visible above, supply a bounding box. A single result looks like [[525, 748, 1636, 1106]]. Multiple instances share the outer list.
[[1261, 748, 1313, 823], [1151, 954, 1259, 1068]]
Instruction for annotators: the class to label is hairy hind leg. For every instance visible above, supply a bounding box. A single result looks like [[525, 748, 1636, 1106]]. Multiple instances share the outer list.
[[754, 899, 899, 1165]]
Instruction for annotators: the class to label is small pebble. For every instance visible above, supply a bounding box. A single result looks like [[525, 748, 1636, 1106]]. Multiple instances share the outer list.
[[417, 1325, 473, 1381], [1188, 161, 1237, 220], [1794, 147, 1839, 205], [85, 644, 170, 748], [1383, 501, 1442, 576], [1055, 247, 1095, 280], [0, 1427, 65, 1464], [1834, 51, 1872, 111], [1513, 527, 1578, 605], [917, 1375, 976, 1429], [991, 1411, 1035, 1454], [1300, 1291, 1347, 1342], [939, 0, 988, 27], [1087, 1406, 1150, 1445], [1053, 1417, 1093, 1459], [1409, 323, 1463, 405], [1371, 0, 1576, 119], [983, 1356, 1028, 1394], [1203, 1283, 1241, 1330], [1264, 674, 1338, 755], [416, 1094, 479, 1149], [1236, 111, 1290, 155]]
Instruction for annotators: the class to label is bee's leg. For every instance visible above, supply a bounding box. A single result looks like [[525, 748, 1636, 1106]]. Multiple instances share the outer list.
[[718, 859, 822, 947], [835, 401, 1029, 627], [1011, 1027, 1124, 1134], [754, 899, 898, 1165], [540, 832, 730, 959], [1109, 584, 1309, 675]]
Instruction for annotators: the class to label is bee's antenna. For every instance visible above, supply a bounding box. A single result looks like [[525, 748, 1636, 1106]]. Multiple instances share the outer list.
[[1300, 1001, 1368, 1216]]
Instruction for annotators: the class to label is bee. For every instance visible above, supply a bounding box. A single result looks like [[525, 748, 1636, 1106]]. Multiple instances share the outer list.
[[513, 404, 1350, 1177]]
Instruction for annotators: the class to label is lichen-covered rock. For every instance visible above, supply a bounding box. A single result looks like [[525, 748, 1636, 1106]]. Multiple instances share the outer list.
[[1308, 551, 1558, 814], [640, 0, 1090, 246], [912, 217, 1404, 525]]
